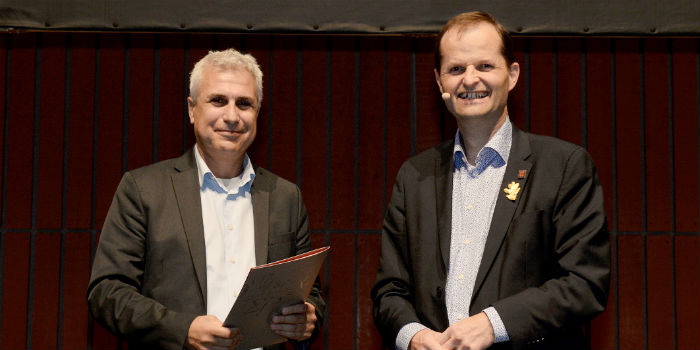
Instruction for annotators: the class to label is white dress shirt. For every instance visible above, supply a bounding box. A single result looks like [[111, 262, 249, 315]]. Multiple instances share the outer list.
[[194, 146, 257, 325]]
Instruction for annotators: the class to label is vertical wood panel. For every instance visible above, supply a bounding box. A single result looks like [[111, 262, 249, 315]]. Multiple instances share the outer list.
[[156, 34, 187, 161], [328, 233, 354, 349], [586, 38, 616, 350], [0, 233, 30, 348], [300, 36, 328, 230], [586, 38, 615, 228], [675, 235, 700, 349], [245, 35, 271, 168], [528, 38, 555, 136], [65, 33, 96, 229], [509, 38, 527, 129], [214, 34, 242, 52], [357, 234, 382, 350], [357, 37, 384, 230], [556, 38, 583, 145], [646, 235, 674, 349], [30, 232, 61, 349], [415, 37, 443, 152], [617, 235, 645, 349], [672, 38, 699, 233], [0, 33, 6, 221], [36, 34, 66, 229], [329, 37, 355, 230], [643, 38, 672, 232], [126, 34, 155, 170], [615, 39, 644, 232], [385, 37, 412, 204], [268, 36, 298, 182], [5, 34, 35, 229], [61, 233, 90, 349], [95, 34, 126, 229]]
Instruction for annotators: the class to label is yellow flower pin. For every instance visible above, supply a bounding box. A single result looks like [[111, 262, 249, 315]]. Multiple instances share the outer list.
[[503, 181, 520, 201]]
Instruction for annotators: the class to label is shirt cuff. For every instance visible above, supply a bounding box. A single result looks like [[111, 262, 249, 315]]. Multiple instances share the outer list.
[[396, 322, 427, 350], [483, 307, 509, 343]]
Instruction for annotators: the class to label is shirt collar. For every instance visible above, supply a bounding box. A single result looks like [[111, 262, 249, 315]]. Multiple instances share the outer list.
[[194, 145, 256, 194], [453, 118, 512, 175]]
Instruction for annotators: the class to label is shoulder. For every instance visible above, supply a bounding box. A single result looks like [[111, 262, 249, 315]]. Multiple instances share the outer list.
[[128, 155, 186, 180], [396, 139, 453, 179], [520, 131, 592, 166], [527, 133, 581, 153], [119, 151, 194, 193], [252, 166, 301, 196]]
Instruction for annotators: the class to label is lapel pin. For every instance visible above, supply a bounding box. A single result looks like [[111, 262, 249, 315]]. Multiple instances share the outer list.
[[518, 170, 527, 179], [504, 181, 520, 201]]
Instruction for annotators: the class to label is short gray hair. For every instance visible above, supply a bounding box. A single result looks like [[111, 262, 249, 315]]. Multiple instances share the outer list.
[[189, 48, 263, 106]]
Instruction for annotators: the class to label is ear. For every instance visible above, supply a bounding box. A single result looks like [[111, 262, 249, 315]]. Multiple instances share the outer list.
[[187, 97, 196, 124], [434, 68, 444, 93], [508, 62, 520, 91]]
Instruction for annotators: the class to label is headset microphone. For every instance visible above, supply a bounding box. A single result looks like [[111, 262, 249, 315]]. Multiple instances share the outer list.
[[441, 92, 450, 100]]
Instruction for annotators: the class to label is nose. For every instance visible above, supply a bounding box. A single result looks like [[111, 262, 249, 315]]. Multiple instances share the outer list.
[[461, 65, 479, 86], [221, 103, 241, 124]]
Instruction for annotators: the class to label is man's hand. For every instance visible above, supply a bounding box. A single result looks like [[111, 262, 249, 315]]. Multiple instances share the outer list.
[[186, 315, 241, 350], [438, 312, 495, 350], [409, 329, 451, 350], [269, 302, 317, 341]]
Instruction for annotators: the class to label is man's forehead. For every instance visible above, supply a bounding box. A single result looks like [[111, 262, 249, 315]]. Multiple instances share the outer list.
[[440, 23, 504, 60], [444, 22, 499, 43], [202, 65, 252, 79]]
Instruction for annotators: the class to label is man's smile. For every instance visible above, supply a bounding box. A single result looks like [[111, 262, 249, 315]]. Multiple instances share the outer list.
[[457, 91, 490, 100]]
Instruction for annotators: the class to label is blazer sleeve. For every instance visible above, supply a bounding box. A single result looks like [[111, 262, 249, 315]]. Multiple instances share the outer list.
[[492, 148, 611, 345], [86, 172, 197, 348], [371, 164, 423, 345]]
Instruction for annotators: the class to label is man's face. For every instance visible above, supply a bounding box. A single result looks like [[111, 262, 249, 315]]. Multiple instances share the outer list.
[[188, 66, 259, 160], [434, 22, 519, 124]]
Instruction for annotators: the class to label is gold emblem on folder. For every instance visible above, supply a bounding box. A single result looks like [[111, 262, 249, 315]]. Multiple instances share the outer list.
[[503, 182, 520, 201]]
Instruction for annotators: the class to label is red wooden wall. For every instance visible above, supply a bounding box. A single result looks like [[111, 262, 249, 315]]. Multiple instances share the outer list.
[[0, 32, 698, 349]]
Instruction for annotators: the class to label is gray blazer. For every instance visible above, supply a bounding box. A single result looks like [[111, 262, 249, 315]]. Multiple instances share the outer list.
[[372, 126, 610, 350], [87, 148, 325, 349]]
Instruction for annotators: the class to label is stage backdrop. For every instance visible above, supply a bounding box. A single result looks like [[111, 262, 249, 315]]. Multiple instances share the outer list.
[[0, 32, 699, 349]]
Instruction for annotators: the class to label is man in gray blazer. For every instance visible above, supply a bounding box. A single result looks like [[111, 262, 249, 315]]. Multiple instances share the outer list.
[[372, 12, 609, 350], [88, 49, 324, 349]]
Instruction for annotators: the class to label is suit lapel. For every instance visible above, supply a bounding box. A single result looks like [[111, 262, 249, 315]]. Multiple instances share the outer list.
[[171, 149, 208, 303], [436, 141, 455, 273], [251, 167, 269, 265], [471, 127, 532, 302]]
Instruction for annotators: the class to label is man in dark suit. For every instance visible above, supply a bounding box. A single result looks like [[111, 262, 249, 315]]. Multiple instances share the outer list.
[[88, 49, 324, 349], [372, 12, 609, 350]]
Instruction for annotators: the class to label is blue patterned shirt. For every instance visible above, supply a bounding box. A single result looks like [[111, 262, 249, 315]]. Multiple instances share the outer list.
[[396, 119, 512, 349]]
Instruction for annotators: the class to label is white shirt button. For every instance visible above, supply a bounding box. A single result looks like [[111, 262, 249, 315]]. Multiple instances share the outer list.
[[466, 204, 473, 210], [226, 223, 233, 230], [463, 239, 470, 245], [458, 274, 464, 280], [230, 258, 236, 263]]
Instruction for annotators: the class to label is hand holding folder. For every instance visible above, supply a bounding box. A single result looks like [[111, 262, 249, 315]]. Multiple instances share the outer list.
[[223, 246, 329, 349]]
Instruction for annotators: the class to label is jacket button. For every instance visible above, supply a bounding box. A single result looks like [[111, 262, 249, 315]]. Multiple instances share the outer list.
[[436, 286, 443, 298]]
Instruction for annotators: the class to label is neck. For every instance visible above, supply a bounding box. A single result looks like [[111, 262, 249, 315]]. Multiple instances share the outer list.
[[196, 145, 245, 179], [457, 112, 507, 165]]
